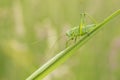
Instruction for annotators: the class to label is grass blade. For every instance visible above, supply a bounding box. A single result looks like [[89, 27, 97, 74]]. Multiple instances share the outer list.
[[26, 9, 120, 80]]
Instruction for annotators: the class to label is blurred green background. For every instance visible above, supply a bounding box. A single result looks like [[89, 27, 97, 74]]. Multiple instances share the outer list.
[[0, 0, 120, 80]]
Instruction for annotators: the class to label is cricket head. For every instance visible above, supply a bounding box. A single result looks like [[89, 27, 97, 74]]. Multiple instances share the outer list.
[[66, 30, 74, 40], [66, 26, 78, 40], [66, 30, 72, 38]]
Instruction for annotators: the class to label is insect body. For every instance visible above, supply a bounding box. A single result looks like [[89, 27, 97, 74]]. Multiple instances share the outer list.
[[66, 13, 97, 45], [66, 24, 96, 40]]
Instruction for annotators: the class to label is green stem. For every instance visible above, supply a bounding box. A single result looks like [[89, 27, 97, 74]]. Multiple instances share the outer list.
[[26, 9, 120, 80]]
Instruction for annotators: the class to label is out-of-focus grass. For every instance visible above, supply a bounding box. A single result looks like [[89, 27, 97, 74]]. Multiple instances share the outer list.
[[0, 0, 120, 80]]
